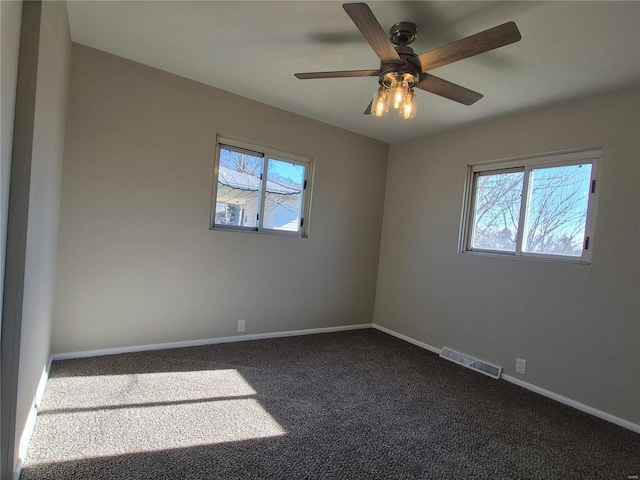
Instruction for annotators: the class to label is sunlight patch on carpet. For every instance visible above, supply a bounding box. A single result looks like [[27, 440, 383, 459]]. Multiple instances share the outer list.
[[41, 369, 257, 411], [28, 370, 286, 465]]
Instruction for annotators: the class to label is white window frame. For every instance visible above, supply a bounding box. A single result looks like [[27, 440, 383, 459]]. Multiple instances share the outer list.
[[459, 148, 602, 264], [210, 135, 313, 238]]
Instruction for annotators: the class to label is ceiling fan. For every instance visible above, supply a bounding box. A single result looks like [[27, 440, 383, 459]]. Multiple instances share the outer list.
[[294, 3, 521, 119]]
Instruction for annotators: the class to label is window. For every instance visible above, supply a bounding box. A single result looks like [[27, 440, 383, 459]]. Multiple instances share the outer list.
[[460, 149, 601, 263], [211, 136, 313, 237]]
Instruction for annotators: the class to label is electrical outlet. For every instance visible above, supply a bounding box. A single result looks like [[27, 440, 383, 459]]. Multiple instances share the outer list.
[[515, 358, 526, 375], [237, 320, 246, 333]]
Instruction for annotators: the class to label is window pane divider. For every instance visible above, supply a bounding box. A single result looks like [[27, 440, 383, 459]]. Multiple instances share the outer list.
[[514, 166, 531, 256], [256, 158, 269, 233]]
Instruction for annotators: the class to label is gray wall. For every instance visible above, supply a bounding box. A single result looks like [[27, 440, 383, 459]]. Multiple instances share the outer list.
[[0, 0, 22, 311], [374, 86, 640, 424], [51, 44, 388, 354], [0, 0, 71, 474], [14, 0, 71, 466], [1, 1, 24, 476]]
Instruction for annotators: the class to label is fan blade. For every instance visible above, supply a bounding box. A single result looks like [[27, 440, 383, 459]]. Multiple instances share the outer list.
[[343, 3, 403, 64], [417, 22, 521, 72], [364, 100, 372, 115], [295, 70, 380, 80], [416, 74, 483, 105]]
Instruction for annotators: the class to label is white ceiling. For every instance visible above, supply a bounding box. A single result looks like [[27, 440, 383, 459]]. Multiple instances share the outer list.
[[66, 1, 640, 144]]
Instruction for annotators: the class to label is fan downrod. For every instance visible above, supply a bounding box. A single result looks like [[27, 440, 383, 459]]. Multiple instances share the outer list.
[[389, 22, 418, 46]]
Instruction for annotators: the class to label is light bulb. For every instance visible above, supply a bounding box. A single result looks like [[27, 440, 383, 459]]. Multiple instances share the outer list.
[[371, 86, 389, 117], [400, 89, 417, 119], [390, 79, 409, 109]]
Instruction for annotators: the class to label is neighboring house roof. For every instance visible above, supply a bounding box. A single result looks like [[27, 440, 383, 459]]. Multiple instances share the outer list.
[[218, 166, 300, 195]]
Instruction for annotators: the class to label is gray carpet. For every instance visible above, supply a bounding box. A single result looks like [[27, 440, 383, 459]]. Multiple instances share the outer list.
[[21, 329, 639, 479]]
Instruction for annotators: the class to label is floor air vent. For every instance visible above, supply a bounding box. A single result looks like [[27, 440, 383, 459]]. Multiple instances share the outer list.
[[440, 347, 502, 379]]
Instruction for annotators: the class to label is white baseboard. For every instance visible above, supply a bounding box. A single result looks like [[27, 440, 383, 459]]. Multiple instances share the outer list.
[[372, 323, 640, 434], [373, 324, 442, 355], [50, 323, 374, 361], [502, 374, 640, 434], [14, 356, 53, 480]]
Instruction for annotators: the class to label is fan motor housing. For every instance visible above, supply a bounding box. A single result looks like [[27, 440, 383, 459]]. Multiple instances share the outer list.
[[379, 46, 422, 87]]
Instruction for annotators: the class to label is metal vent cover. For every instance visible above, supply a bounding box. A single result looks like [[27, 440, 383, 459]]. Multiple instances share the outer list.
[[440, 347, 502, 379]]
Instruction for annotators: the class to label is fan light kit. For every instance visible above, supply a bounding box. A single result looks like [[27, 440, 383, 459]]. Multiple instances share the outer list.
[[372, 75, 418, 119], [295, 3, 522, 120]]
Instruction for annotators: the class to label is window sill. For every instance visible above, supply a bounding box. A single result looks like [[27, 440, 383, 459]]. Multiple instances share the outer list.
[[210, 225, 306, 239], [460, 249, 591, 265]]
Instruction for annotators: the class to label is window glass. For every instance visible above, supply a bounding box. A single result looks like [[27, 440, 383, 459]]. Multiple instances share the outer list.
[[263, 159, 305, 232], [471, 170, 524, 252], [215, 147, 263, 228], [523, 164, 592, 256]]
